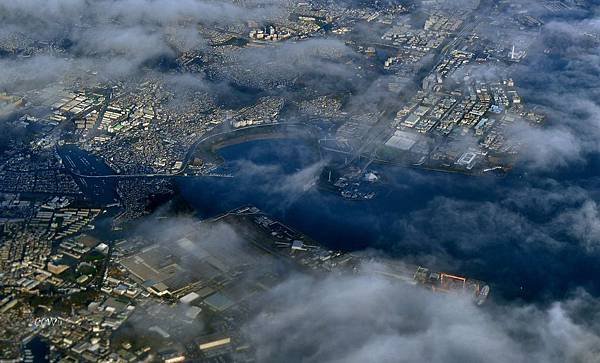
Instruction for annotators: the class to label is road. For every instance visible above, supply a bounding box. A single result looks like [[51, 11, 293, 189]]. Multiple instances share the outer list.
[[327, 4, 487, 167], [61, 122, 315, 179]]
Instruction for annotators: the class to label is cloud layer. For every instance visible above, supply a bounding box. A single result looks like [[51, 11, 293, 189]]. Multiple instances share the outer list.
[[244, 268, 600, 363]]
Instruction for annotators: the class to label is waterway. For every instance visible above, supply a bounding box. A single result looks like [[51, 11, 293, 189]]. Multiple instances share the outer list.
[[177, 138, 600, 304], [57, 144, 119, 205], [23, 336, 49, 363], [57, 138, 600, 304]]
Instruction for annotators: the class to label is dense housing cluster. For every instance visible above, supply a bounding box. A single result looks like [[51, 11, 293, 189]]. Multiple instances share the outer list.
[[0, 0, 576, 360]]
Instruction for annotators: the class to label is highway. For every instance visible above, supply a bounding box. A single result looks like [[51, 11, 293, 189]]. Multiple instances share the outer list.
[[60, 6, 488, 181]]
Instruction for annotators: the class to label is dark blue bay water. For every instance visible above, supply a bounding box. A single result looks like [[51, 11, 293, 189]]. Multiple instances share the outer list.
[[23, 336, 49, 363], [58, 145, 119, 205], [177, 138, 600, 304], [58, 137, 600, 304]]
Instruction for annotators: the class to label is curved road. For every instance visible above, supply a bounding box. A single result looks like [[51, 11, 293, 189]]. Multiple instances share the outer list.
[[62, 122, 317, 179]]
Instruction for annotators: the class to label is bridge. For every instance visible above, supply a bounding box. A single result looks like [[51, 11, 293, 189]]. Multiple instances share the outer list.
[[60, 122, 315, 180]]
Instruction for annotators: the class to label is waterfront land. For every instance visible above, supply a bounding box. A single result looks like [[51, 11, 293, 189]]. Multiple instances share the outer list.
[[0, 0, 587, 360]]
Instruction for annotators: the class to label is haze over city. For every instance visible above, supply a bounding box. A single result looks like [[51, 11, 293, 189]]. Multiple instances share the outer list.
[[1, 0, 600, 362]]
